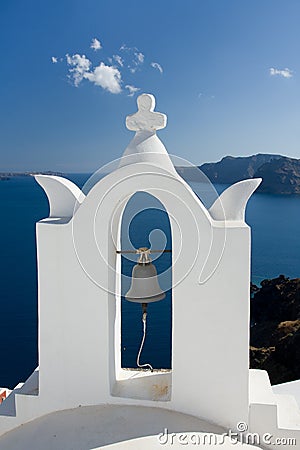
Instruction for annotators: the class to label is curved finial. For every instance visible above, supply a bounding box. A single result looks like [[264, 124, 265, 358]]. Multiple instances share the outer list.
[[35, 175, 85, 218], [209, 178, 262, 221], [126, 93, 167, 132]]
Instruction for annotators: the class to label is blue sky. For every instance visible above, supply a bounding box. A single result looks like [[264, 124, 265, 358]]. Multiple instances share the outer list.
[[0, 0, 300, 172]]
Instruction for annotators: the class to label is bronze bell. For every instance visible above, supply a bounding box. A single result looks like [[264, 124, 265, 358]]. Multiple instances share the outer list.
[[125, 248, 166, 303]]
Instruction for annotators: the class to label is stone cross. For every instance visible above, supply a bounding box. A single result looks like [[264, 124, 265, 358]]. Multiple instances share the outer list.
[[126, 93, 167, 132]]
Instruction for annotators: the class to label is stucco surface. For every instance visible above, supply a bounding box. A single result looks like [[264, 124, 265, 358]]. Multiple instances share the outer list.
[[0, 405, 261, 450]]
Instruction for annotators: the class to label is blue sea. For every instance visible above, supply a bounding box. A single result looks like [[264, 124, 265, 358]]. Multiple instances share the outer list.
[[1, 174, 300, 388]]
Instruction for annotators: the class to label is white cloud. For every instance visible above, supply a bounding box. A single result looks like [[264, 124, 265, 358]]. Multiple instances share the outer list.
[[84, 62, 122, 94], [135, 52, 144, 64], [66, 54, 92, 87], [151, 62, 163, 74], [120, 44, 145, 72], [129, 51, 144, 72], [65, 53, 122, 93], [125, 85, 140, 97], [51, 56, 58, 63], [269, 67, 293, 78], [90, 38, 102, 51], [113, 54, 124, 67], [120, 43, 129, 51], [62, 42, 148, 94]]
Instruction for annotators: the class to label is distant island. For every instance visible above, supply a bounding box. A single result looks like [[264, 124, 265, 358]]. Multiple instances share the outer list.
[[0, 171, 63, 181], [177, 153, 300, 195], [3, 155, 300, 195]]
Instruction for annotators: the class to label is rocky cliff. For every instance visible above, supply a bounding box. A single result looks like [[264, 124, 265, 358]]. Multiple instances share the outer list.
[[254, 157, 300, 195], [250, 275, 300, 384], [200, 153, 281, 184], [177, 153, 300, 195]]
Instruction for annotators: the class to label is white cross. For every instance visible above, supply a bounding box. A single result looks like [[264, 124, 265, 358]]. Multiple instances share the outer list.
[[126, 93, 167, 132]]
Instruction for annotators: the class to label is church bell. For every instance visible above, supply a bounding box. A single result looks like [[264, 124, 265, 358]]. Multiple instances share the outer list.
[[125, 247, 166, 303]]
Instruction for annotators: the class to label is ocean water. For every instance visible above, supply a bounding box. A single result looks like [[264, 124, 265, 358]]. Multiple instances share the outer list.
[[0, 174, 300, 388]]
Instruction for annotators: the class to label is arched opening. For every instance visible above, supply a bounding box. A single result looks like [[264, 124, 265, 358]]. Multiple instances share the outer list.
[[120, 191, 172, 370]]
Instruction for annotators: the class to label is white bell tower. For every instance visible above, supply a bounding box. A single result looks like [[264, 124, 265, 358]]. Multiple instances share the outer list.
[[32, 93, 261, 427], [8, 94, 298, 449]]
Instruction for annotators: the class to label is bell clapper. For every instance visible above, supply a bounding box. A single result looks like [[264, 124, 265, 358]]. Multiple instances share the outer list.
[[142, 302, 147, 317], [136, 302, 153, 372]]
